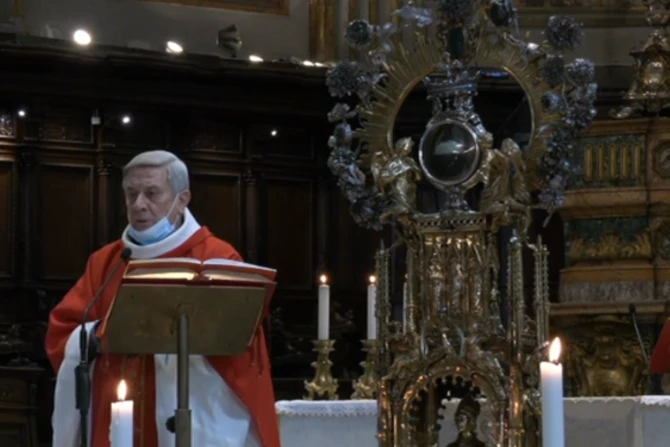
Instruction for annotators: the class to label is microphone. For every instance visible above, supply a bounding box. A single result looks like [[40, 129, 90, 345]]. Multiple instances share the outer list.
[[76, 247, 131, 447], [629, 303, 649, 365]]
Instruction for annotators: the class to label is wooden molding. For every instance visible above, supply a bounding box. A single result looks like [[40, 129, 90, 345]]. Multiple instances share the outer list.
[[137, 0, 289, 16], [518, 5, 646, 28], [309, 0, 336, 61]]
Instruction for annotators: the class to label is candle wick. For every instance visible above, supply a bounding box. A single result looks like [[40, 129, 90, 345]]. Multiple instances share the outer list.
[[551, 359, 560, 365]]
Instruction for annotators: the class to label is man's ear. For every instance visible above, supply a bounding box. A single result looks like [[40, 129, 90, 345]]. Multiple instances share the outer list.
[[179, 190, 192, 208]]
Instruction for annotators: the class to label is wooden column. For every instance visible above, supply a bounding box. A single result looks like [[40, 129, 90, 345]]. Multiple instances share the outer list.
[[309, 0, 336, 61], [96, 131, 113, 248], [16, 120, 34, 284], [244, 169, 260, 264]]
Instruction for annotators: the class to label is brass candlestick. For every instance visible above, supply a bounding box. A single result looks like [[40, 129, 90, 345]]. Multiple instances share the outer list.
[[304, 339, 339, 400], [352, 339, 378, 399]]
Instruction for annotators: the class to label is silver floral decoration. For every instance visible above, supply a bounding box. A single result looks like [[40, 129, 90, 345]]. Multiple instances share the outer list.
[[325, 3, 598, 225]]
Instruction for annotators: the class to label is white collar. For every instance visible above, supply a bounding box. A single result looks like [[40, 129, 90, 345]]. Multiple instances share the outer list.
[[121, 208, 201, 259]]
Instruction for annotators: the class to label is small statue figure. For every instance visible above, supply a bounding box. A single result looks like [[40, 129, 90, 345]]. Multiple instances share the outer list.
[[463, 335, 506, 396], [447, 394, 486, 447], [438, 306, 465, 358], [386, 322, 420, 381], [479, 138, 531, 232], [371, 137, 422, 222], [428, 248, 447, 320]]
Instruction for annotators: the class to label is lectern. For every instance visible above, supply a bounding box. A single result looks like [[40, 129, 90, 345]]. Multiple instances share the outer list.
[[103, 282, 267, 447], [651, 318, 670, 374]]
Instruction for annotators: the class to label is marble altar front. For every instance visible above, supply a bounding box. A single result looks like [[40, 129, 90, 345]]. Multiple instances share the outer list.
[[276, 397, 670, 447]]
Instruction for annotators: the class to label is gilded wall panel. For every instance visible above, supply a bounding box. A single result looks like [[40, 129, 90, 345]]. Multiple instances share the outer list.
[[568, 134, 646, 189]]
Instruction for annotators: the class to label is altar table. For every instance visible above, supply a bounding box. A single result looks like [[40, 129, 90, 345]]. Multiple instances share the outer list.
[[276, 396, 670, 447]]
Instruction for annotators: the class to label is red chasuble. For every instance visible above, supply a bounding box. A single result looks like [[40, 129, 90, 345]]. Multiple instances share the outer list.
[[46, 227, 280, 447]]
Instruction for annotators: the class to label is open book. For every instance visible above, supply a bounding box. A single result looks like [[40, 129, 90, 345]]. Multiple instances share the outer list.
[[99, 258, 277, 354], [124, 257, 277, 283]]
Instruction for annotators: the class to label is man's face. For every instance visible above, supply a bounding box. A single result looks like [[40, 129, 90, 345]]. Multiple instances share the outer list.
[[123, 166, 190, 231]]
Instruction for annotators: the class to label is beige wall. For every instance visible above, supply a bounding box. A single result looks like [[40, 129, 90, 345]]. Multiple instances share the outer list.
[[0, 0, 653, 67], [9, 0, 309, 60]]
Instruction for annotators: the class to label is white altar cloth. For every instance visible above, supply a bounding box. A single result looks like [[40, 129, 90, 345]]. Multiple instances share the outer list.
[[276, 396, 670, 447]]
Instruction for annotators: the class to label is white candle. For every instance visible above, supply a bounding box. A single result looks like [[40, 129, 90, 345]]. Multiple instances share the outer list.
[[540, 337, 565, 447], [367, 275, 377, 340], [317, 275, 330, 340], [110, 380, 133, 446]]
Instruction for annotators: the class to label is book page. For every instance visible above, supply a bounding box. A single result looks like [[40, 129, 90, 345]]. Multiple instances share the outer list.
[[129, 258, 202, 266], [203, 258, 276, 273], [200, 270, 271, 283], [125, 268, 198, 280]]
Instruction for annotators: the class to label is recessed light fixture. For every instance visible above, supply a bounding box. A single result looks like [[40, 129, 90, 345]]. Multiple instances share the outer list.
[[249, 54, 263, 63], [17, 109, 26, 118], [166, 41, 183, 54], [121, 115, 132, 125], [73, 29, 92, 46], [270, 129, 278, 137], [303, 60, 315, 67]]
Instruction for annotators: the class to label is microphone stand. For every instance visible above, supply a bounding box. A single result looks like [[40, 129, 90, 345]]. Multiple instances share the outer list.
[[630, 303, 649, 365], [75, 248, 131, 447]]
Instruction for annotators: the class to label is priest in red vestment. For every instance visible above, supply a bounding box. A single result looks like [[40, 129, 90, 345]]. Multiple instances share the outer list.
[[46, 150, 281, 447]]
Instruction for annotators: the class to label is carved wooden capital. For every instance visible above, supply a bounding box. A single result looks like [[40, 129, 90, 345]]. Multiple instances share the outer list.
[[244, 169, 258, 186], [96, 158, 113, 176]]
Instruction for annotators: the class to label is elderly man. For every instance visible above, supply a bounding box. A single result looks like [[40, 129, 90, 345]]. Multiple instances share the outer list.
[[46, 150, 280, 447]]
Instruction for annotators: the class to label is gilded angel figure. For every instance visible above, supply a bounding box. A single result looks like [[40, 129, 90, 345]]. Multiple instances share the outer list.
[[371, 137, 422, 221], [501, 138, 530, 205], [479, 138, 531, 232]]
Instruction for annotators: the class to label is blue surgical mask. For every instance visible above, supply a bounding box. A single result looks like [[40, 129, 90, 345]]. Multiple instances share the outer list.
[[128, 195, 181, 245]]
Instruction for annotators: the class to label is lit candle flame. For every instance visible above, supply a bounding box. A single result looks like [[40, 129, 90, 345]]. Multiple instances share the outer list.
[[369, 275, 377, 285], [548, 337, 561, 363], [117, 380, 128, 401], [319, 274, 327, 285]]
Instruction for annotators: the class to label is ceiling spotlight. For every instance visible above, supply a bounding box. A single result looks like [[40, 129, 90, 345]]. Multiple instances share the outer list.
[[166, 41, 183, 54], [270, 129, 278, 137], [249, 54, 263, 63], [302, 60, 315, 67], [17, 109, 26, 118], [217, 25, 242, 58], [121, 115, 131, 125], [73, 29, 92, 46], [315, 62, 325, 67]]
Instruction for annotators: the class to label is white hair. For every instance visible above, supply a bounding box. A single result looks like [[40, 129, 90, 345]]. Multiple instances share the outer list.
[[122, 150, 190, 192]]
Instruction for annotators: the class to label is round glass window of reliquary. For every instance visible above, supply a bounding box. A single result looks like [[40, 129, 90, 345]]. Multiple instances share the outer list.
[[418, 118, 481, 188]]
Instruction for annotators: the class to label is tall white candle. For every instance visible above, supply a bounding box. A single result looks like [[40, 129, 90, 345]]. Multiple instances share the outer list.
[[367, 275, 377, 340], [317, 275, 330, 340], [110, 380, 133, 447], [540, 337, 565, 447]]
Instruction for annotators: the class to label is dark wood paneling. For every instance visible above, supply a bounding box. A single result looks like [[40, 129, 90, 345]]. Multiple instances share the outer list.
[[102, 110, 167, 150], [35, 163, 94, 281], [189, 171, 242, 250], [265, 177, 314, 291], [0, 113, 16, 140], [250, 123, 314, 160], [331, 192, 382, 292], [24, 106, 92, 145], [181, 114, 243, 154], [0, 161, 15, 279]]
